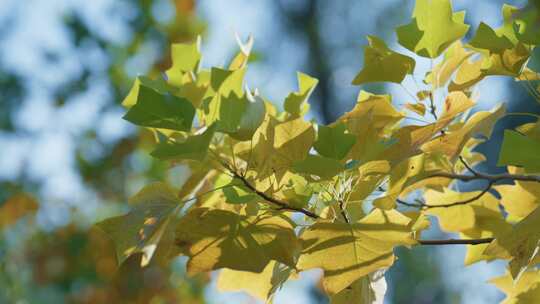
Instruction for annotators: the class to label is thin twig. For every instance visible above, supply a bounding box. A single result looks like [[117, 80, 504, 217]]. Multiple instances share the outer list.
[[226, 163, 320, 219], [338, 200, 350, 223], [418, 238, 494, 245]]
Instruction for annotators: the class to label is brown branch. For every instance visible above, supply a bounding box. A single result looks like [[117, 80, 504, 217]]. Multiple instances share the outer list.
[[338, 200, 350, 223], [418, 238, 494, 245], [228, 165, 320, 219]]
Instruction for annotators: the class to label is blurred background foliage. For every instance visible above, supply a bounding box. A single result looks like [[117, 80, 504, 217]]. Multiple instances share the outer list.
[[0, 0, 539, 303]]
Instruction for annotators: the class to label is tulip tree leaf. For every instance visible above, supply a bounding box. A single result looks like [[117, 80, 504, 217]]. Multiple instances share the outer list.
[[469, 22, 513, 54], [123, 85, 195, 131], [151, 124, 216, 161], [297, 209, 415, 295], [175, 208, 300, 274], [397, 0, 469, 58], [314, 123, 356, 159], [97, 182, 182, 266], [498, 130, 540, 173], [484, 206, 540, 279], [284, 72, 318, 116], [352, 35, 415, 85], [292, 155, 344, 179]]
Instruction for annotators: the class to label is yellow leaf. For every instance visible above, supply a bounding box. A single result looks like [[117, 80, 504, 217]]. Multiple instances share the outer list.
[[484, 206, 540, 279], [491, 270, 540, 304], [404, 102, 426, 116], [297, 209, 415, 294], [176, 208, 300, 275], [425, 40, 473, 88], [217, 261, 297, 302], [330, 270, 387, 304]]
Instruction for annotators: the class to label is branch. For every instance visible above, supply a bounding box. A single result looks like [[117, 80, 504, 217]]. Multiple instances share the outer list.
[[418, 238, 494, 245], [227, 165, 320, 219], [338, 200, 350, 223]]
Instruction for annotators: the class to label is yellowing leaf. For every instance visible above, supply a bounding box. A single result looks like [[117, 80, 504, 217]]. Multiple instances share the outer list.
[[404, 102, 426, 116], [491, 270, 540, 304], [339, 91, 403, 162], [484, 206, 540, 279], [352, 35, 415, 85], [166, 38, 202, 86], [217, 261, 296, 302], [284, 72, 318, 116], [425, 41, 473, 88], [495, 167, 540, 222], [175, 208, 300, 274], [0, 193, 38, 229], [97, 182, 182, 266], [297, 209, 415, 294], [422, 104, 505, 159], [330, 270, 387, 304], [396, 0, 469, 58]]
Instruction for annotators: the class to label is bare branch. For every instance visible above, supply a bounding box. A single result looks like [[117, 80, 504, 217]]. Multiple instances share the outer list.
[[418, 238, 494, 245]]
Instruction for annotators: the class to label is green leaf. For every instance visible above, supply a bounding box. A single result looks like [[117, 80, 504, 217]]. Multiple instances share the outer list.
[[97, 182, 182, 266], [216, 93, 248, 133], [514, 6, 540, 45], [123, 85, 195, 131], [314, 123, 356, 159], [469, 22, 513, 54], [230, 93, 266, 141], [176, 208, 300, 274], [330, 270, 387, 304], [396, 0, 469, 58], [498, 130, 540, 173], [151, 124, 216, 161], [284, 72, 318, 116], [223, 182, 257, 204], [292, 155, 344, 179], [352, 35, 415, 85]]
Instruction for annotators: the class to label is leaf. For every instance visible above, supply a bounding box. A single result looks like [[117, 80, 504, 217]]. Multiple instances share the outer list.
[[166, 38, 202, 87], [297, 209, 415, 294], [352, 35, 415, 85], [498, 130, 540, 173], [338, 91, 403, 162], [396, 0, 469, 58], [0, 193, 38, 229], [469, 22, 513, 54], [283, 72, 318, 116], [425, 41, 473, 88], [123, 84, 196, 131], [404, 103, 426, 116], [122, 76, 173, 108], [330, 270, 387, 304], [292, 155, 344, 179], [514, 6, 540, 45], [223, 182, 257, 204], [97, 182, 182, 266], [495, 167, 540, 222], [314, 123, 357, 160], [217, 261, 296, 302], [175, 208, 300, 274], [422, 104, 505, 159], [150, 124, 216, 161], [484, 206, 540, 279], [491, 270, 540, 304], [230, 92, 267, 141]]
